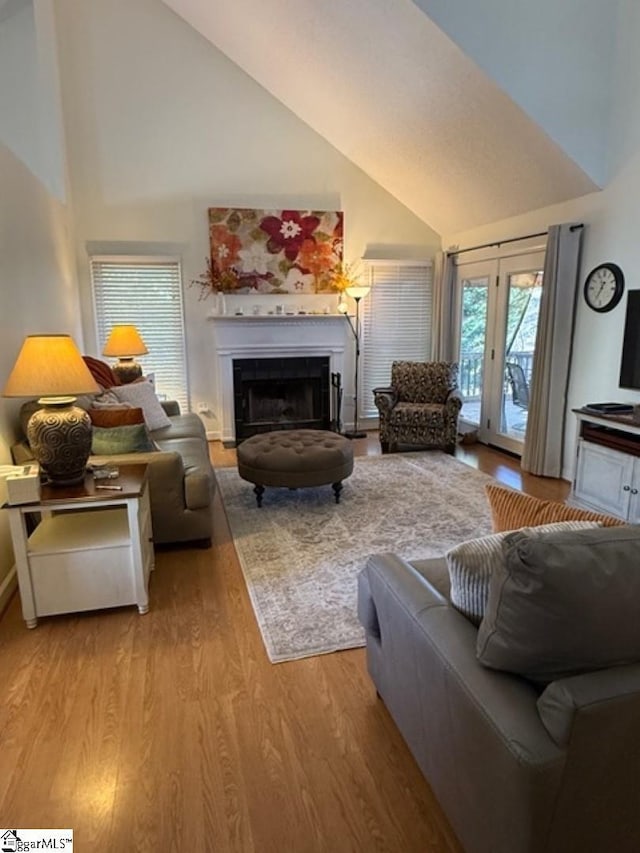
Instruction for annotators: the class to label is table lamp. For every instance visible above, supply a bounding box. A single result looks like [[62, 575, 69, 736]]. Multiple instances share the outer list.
[[3, 335, 100, 486], [339, 281, 371, 439], [102, 324, 148, 383]]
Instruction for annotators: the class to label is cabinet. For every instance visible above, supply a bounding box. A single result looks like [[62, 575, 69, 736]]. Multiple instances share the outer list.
[[6, 463, 153, 628], [571, 411, 640, 522]]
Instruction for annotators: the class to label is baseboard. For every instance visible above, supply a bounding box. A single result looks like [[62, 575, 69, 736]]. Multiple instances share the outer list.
[[0, 565, 17, 618]]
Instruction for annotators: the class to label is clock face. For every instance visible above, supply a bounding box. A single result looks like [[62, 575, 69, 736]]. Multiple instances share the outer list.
[[584, 263, 624, 312]]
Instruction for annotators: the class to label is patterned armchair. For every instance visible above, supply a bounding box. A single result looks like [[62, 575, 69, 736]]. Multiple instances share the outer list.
[[373, 361, 463, 454]]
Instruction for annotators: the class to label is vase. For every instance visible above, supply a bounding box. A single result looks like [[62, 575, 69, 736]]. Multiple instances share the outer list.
[[217, 292, 226, 316]]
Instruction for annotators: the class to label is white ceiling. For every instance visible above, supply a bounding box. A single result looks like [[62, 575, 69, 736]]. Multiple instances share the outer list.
[[162, 0, 597, 236]]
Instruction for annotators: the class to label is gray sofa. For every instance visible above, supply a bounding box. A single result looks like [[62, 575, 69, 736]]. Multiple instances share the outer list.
[[358, 551, 640, 853], [14, 400, 215, 546]]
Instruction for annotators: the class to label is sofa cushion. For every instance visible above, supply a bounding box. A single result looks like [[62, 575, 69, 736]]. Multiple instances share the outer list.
[[445, 521, 601, 625], [82, 355, 120, 389], [91, 424, 156, 455], [112, 379, 171, 430], [88, 407, 145, 427], [485, 483, 624, 532], [476, 525, 640, 683]]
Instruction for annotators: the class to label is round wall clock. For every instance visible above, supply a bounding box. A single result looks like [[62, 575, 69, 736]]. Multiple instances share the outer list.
[[583, 262, 625, 312]]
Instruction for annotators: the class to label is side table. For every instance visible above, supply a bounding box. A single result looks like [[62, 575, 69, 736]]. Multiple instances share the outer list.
[[6, 463, 154, 628]]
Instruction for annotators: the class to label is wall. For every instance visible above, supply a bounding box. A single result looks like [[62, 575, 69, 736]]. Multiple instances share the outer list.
[[442, 0, 640, 481], [54, 0, 441, 437], [0, 0, 81, 611], [412, 0, 616, 186], [0, 145, 81, 609]]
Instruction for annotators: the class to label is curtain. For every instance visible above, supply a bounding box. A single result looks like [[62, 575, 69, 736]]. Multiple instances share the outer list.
[[521, 223, 584, 476], [430, 251, 457, 361]]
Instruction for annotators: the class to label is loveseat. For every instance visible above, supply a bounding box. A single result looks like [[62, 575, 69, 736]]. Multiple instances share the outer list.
[[358, 525, 640, 853], [13, 397, 215, 547]]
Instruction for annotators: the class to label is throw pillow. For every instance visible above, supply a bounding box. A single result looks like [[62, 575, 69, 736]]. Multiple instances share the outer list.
[[485, 483, 624, 532], [91, 389, 131, 409], [82, 355, 120, 389], [446, 520, 601, 625], [91, 424, 156, 455], [476, 525, 640, 683], [111, 380, 171, 431], [88, 407, 145, 428]]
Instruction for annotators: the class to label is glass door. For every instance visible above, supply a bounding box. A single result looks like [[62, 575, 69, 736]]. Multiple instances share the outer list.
[[456, 251, 544, 454], [457, 261, 494, 432]]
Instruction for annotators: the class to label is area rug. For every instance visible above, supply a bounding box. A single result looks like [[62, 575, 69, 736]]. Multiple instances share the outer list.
[[216, 452, 496, 663]]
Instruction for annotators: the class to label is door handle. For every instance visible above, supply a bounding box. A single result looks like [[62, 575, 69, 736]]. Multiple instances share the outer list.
[[623, 485, 631, 491]]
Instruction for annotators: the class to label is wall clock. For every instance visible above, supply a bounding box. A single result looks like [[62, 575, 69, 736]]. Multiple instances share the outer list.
[[583, 262, 625, 312]]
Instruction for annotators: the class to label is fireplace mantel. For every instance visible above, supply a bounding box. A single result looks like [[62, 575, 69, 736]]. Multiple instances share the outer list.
[[210, 315, 348, 443]]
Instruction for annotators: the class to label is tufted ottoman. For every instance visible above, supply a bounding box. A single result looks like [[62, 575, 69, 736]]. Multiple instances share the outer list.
[[237, 429, 354, 507]]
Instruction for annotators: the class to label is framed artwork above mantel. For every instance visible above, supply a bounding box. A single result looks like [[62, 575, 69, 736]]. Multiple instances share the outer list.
[[208, 207, 344, 294]]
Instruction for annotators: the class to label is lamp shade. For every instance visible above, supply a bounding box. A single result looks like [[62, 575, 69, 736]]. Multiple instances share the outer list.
[[102, 325, 148, 357], [3, 335, 100, 398], [345, 284, 371, 300]]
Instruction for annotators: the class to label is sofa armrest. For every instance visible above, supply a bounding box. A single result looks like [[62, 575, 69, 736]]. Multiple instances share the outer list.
[[161, 400, 181, 416], [372, 386, 398, 413], [184, 469, 213, 509], [537, 663, 640, 746], [444, 389, 464, 411], [11, 440, 35, 465], [362, 553, 564, 766]]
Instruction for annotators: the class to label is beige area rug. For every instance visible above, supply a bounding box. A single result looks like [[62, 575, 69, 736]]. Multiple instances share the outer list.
[[216, 452, 496, 663]]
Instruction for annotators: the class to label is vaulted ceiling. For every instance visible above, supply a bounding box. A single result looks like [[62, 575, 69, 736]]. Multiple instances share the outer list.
[[161, 0, 599, 236]]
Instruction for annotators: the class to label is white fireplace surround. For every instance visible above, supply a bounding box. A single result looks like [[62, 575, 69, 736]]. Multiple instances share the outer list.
[[209, 315, 348, 443]]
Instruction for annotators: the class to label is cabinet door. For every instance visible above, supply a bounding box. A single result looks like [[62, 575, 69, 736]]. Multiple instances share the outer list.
[[627, 458, 640, 523], [574, 439, 632, 518]]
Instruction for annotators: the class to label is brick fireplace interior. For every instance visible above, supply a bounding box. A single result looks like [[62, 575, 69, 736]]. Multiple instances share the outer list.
[[233, 356, 331, 442]]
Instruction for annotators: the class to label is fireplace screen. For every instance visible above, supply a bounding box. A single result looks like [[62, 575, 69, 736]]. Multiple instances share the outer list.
[[233, 357, 331, 441]]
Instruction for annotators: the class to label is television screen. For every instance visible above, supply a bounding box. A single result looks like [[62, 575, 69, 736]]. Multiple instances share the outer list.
[[619, 290, 640, 390]]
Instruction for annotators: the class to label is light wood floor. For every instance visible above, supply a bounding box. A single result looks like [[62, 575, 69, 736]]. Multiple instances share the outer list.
[[0, 437, 569, 852]]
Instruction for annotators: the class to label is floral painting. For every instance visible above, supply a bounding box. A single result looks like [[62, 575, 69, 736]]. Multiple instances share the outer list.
[[207, 207, 344, 293]]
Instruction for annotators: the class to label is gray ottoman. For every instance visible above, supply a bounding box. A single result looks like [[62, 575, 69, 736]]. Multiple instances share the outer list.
[[237, 429, 354, 507]]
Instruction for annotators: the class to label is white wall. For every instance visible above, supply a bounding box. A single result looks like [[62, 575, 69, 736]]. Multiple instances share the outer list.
[[0, 0, 81, 611], [442, 0, 640, 482], [0, 0, 67, 200], [412, 0, 616, 186], [0, 143, 81, 608], [54, 0, 441, 436]]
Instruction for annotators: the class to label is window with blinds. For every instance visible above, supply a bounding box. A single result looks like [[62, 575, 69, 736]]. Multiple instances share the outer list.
[[90, 256, 189, 412], [361, 261, 433, 420]]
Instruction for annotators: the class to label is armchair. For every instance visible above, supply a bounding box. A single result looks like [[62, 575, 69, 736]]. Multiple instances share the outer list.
[[373, 361, 463, 454]]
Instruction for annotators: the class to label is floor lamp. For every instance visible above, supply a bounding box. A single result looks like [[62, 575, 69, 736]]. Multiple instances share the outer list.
[[338, 283, 370, 439]]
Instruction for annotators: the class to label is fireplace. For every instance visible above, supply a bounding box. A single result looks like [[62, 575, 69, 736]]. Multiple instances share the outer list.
[[209, 315, 348, 444], [233, 357, 331, 441]]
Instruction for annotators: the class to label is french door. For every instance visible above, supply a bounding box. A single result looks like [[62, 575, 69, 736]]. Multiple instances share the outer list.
[[455, 251, 544, 454]]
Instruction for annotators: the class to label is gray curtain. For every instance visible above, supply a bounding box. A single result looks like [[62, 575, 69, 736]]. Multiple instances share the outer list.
[[521, 223, 584, 476], [430, 251, 457, 361]]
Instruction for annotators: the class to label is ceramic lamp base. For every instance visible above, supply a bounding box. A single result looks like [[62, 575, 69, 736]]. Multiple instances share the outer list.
[[27, 398, 92, 486], [113, 359, 143, 384]]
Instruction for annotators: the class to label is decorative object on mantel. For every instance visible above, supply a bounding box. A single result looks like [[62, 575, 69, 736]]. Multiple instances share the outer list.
[[201, 207, 344, 294]]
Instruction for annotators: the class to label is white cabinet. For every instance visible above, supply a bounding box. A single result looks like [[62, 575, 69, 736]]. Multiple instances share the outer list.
[[571, 412, 640, 522], [6, 464, 153, 628]]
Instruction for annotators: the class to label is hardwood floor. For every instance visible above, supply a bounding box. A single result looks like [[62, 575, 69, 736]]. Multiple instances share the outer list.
[[0, 437, 569, 852]]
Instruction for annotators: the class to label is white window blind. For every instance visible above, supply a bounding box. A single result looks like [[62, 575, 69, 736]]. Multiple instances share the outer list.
[[90, 256, 189, 412], [361, 261, 433, 420]]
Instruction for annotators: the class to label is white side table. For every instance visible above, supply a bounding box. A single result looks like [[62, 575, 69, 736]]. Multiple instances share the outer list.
[[6, 463, 154, 628]]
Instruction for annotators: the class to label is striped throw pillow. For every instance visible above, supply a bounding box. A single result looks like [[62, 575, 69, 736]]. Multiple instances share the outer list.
[[485, 484, 623, 533], [446, 521, 601, 625]]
